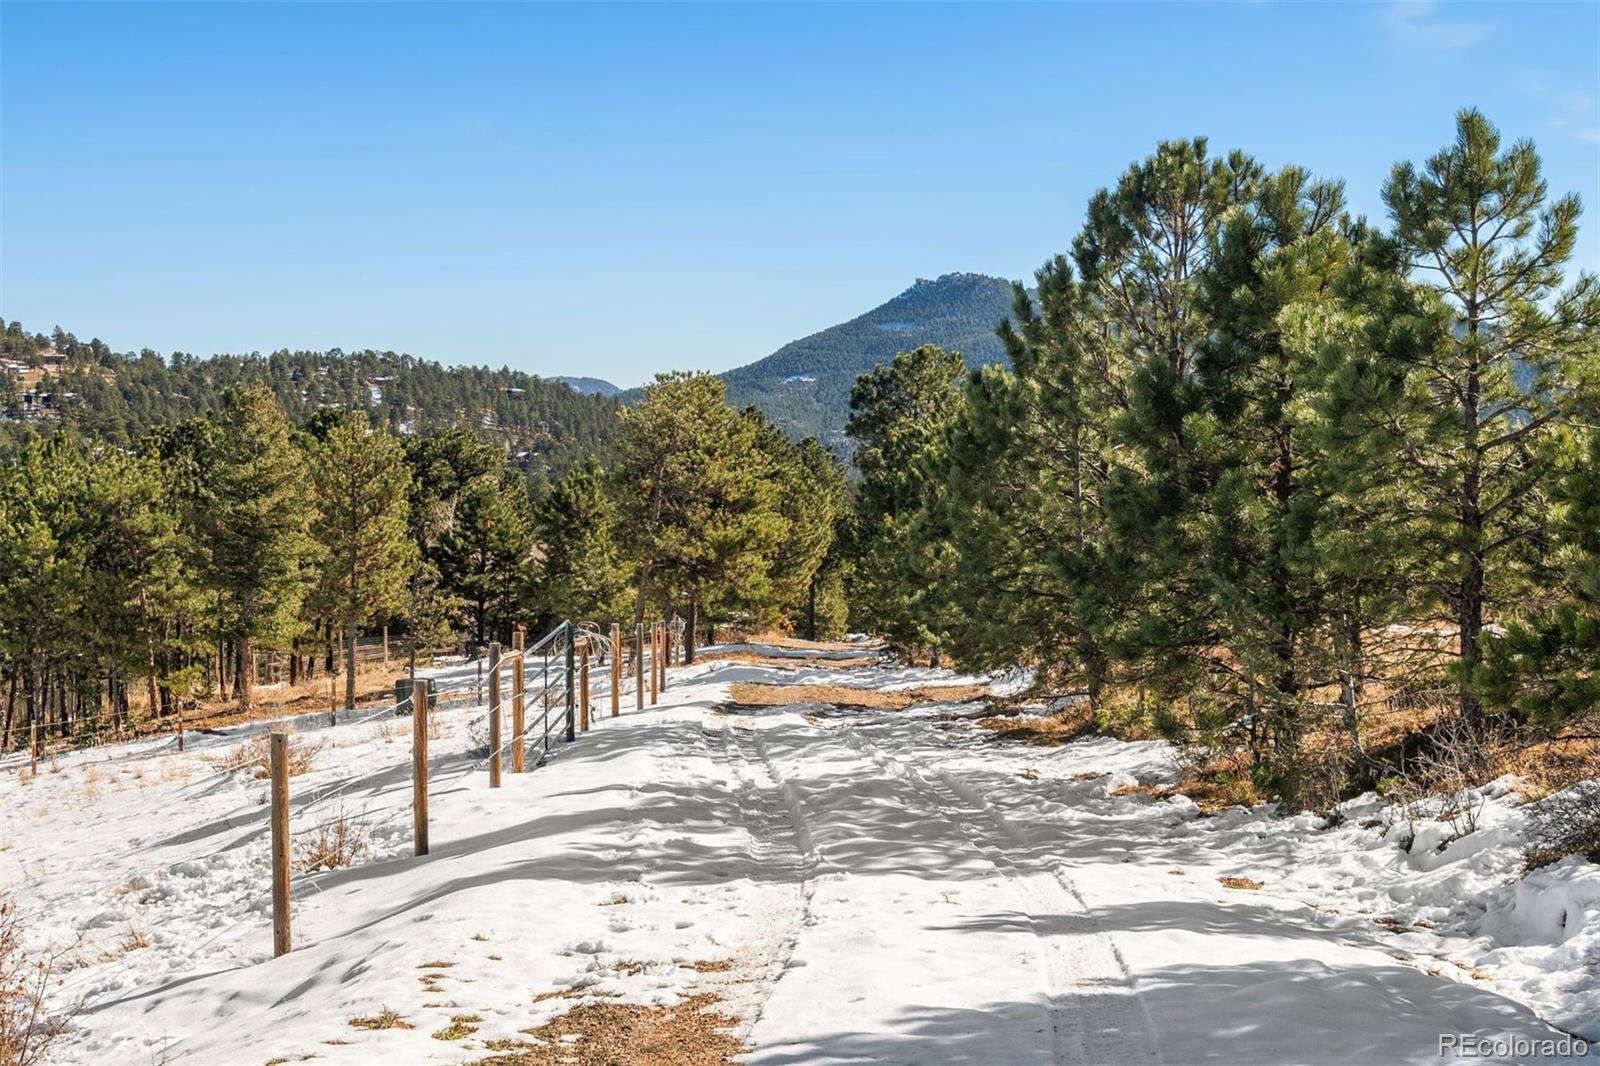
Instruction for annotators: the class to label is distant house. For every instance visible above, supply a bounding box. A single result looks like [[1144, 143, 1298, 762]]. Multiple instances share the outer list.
[[783, 374, 817, 384], [503, 387, 526, 396], [39, 348, 67, 368]]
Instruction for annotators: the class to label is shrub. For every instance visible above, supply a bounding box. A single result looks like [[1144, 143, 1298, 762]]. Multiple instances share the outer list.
[[293, 806, 372, 873], [0, 896, 75, 1066]]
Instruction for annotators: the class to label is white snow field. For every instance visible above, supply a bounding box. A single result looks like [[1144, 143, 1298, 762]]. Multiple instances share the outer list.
[[2, 642, 1596, 1065]]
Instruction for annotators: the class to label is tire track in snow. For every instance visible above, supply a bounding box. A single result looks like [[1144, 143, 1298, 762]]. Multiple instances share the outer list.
[[840, 720, 1164, 1066], [701, 713, 818, 1041]]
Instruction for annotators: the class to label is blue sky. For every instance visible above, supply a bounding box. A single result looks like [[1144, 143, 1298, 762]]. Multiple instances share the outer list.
[[3, 2, 1596, 387]]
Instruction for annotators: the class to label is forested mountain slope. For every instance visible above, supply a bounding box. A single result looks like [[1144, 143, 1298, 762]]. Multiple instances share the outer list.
[[720, 272, 1017, 446], [607, 273, 1017, 448], [0, 321, 617, 489]]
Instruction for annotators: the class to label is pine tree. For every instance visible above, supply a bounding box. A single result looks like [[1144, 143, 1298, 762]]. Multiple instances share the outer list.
[[435, 472, 534, 645], [1477, 372, 1600, 728], [1182, 168, 1355, 782], [527, 460, 635, 629], [846, 345, 967, 656], [1338, 109, 1598, 726], [193, 385, 312, 712], [615, 373, 784, 658], [306, 413, 417, 709], [1078, 140, 1259, 708]]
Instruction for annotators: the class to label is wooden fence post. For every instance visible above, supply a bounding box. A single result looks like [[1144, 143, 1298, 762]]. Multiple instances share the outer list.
[[488, 642, 502, 788], [661, 621, 670, 694], [635, 623, 645, 710], [413, 678, 430, 856], [610, 623, 621, 717], [270, 732, 291, 957], [512, 629, 526, 774], [580, 644, 591, 732], [649, 623, 659, 705]]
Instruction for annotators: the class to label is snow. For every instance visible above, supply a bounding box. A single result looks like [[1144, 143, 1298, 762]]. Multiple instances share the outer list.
[[2, 644, 1595, 1064]]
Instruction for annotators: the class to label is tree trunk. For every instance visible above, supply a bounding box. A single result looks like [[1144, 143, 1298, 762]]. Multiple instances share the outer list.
[[345, 619, 358, 710], [237, 638, 254, 712], [1459, 355, 1485, 728], [806, 576, 817, 642], [1, 671, 16, 754], [685, 596, 698, 665]]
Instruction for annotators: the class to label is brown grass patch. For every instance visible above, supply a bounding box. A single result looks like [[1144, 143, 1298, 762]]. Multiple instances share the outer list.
[[728, 682, 988, 710], [348, 1007, 412, 1030], [598, 894, 629, 907], [433, 1013, 482, 1041], [725, 631, 868, 652], [683, 959, 733, 973], [976, 706, 1094, 747], [1218, 875, 1264, 891], [479, 994, 746, 1065]]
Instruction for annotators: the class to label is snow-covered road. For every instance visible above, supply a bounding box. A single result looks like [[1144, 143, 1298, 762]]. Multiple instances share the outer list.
[[3, 643, 1594, 1064]]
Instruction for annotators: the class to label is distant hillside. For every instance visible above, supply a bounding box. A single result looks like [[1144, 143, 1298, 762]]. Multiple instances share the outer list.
[[718, 272, 1018, 446], [552, 375, 621, 398], [0, 320, 618, 491]]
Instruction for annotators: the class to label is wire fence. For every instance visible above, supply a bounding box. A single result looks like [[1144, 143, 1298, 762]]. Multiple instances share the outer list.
[[24, 615, 685, 1012]]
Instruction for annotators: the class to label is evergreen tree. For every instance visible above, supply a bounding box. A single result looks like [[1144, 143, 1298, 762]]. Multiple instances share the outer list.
[[615, 373, 784, 658], [1335, 109, 1598, 726], [193, 385, 312, 711], [306, 413, 417, 709], [743, 419, 845, 632], [435, 472, 535, 645], [846, 345, 967, 655], [1181, 168, 1355, 782], [1078, 140, 1260, 708], [1477, 380, 1600, 727], [527, 460, 635, 629]]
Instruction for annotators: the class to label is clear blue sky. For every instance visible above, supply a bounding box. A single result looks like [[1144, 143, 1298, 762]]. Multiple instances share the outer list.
[[3, 2, 1596, 387]]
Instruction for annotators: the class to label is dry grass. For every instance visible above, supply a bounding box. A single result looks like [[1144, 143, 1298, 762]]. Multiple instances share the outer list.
[[728, 682, 988, 710], [293, 807, 371, 874], [118, 924, 149, 954], [206, 732, 322, 779], [683, 959, 733, 973], [975, 705, 1096, 747], [477, 994, 746, 1065], [1218, 875, 1265, 891], [723, 630, 867, 652], [598, 894, 629, 907], [348, 1007, 412, 1031], [433, 1013, 483, 1041], [420, 960, 456, 969]]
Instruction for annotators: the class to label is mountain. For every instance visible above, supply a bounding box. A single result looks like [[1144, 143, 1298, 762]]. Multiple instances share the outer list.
[[718, 272, 1018, 447], [552, 375, 622, 398]]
